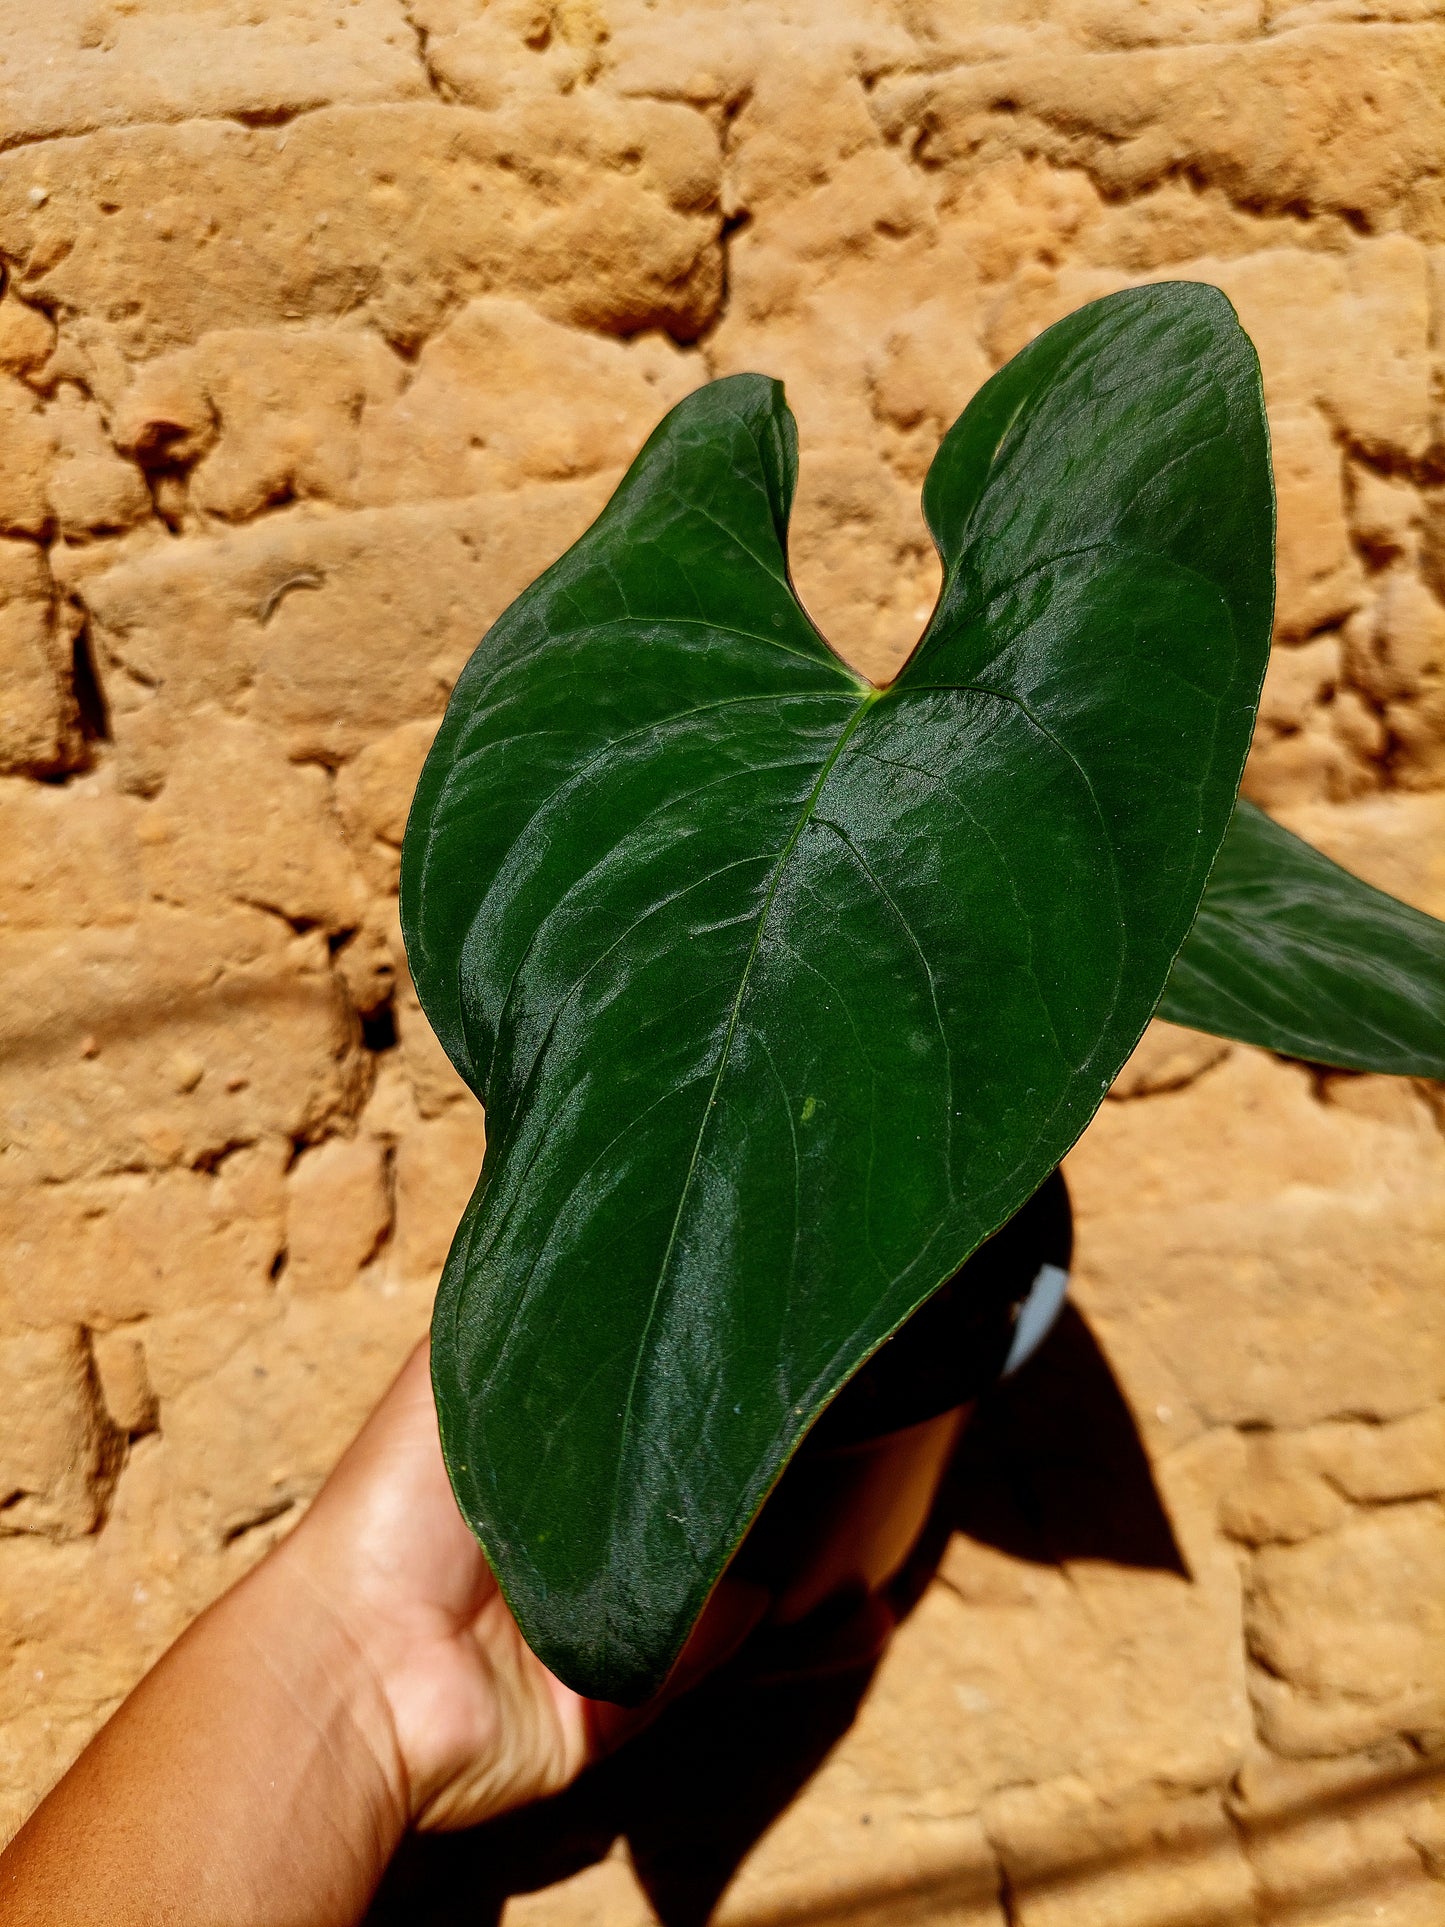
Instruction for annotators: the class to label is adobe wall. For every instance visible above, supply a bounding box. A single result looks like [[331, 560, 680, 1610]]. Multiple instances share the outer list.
[[1, 3, 1442, 1919]]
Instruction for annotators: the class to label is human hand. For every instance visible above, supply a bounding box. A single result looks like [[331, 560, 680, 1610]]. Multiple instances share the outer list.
[[269, 1337, 593, 1832], [0, 1337, 606, 1927]]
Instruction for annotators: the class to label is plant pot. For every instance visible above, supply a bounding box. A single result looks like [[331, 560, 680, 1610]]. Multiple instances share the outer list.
[[658, 1170, 1074, 1698]]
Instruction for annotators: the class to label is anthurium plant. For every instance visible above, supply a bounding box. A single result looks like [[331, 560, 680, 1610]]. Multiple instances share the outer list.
[[400, 284, 1445, 1704]]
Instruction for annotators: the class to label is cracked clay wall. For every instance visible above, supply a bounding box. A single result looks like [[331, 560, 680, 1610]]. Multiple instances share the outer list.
[[1, 2, 1443, 1920]]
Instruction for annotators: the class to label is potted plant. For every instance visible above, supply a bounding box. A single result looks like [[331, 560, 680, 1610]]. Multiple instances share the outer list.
[[399, 284, 1445, 1709]]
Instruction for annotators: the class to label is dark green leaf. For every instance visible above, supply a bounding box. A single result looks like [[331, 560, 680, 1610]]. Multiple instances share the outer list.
[[1161, 798, 1445, 1075], [400, 283, 1274, 1701]]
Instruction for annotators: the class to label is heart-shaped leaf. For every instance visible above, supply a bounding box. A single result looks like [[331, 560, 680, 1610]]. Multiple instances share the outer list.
[[1162, 797, 1445, 1075], [401, 283, 1273, 1701]]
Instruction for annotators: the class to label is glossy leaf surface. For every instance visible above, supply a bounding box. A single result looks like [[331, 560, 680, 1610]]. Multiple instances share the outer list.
[[1162, 798, 1445, 1075], [401, 283, 1273, 1701]]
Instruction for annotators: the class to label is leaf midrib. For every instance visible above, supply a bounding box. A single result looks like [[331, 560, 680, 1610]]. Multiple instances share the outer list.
[[1182, 909, 1444, 1026], [604, 683, 883, 1571]]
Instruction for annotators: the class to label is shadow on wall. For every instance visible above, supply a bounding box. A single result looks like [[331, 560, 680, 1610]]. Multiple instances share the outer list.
[[365, 1308, 1188, 1927], [945, 1304, 1189, 1581]]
